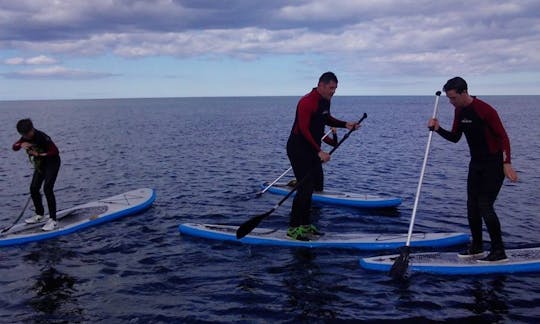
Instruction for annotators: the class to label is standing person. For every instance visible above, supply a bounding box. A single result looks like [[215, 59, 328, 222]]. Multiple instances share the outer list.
[[428, 77, 518, 262], [12, 119, 61, 231], [286, 72, 359, 241]]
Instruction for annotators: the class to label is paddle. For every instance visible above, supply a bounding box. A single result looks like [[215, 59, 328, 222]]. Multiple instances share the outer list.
[[257, 128, 334, 196], [389, 91, 441, 279], [1, 196, 31, 233], [237, 113, 368, 239]]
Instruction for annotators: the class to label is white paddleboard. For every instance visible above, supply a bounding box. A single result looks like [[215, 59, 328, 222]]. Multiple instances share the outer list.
[[264, 182, 402, 208], [178, 223, 468, 250], [360, 248, 540, 274], [0, 188, 155, 247]]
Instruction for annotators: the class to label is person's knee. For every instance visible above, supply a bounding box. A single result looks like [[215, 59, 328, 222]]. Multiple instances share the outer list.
[[43, 183, 55, 196], [477, 197, 494, 213], [467, 199, 478, 210], [30, 185, 40, 196]]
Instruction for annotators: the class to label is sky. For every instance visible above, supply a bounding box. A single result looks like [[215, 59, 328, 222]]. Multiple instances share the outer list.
[[0, 0, 539, 100]]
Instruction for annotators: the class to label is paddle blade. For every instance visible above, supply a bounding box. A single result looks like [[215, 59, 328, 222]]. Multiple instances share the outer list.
[[389, 246, 411, 279], [236, 210, 271, 239]]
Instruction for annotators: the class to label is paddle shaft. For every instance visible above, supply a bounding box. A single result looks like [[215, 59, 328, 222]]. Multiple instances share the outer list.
[[404, 92, 441, 246], [259, 128, 334, 195], [1, 196, 31, 233], [268, 113, 367, 212]]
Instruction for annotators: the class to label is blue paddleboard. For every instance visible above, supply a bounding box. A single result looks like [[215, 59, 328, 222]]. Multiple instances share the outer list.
[[360, 248, 540, 275], [178, 223, 468, 250], [0, 188, 156, 247], [263, 182, 402, 208]]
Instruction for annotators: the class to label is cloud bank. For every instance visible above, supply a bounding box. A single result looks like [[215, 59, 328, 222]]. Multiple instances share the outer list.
[[1, 0, 539, 82]]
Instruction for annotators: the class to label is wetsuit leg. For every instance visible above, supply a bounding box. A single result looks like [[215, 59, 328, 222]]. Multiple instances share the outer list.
[[467, 163, 484, 249], [313, 163, 324, 192], [42, 158, 61, 220], [287, 141, 316, 227], [30, 170, 46, 216], [478, 161, 505, 252]]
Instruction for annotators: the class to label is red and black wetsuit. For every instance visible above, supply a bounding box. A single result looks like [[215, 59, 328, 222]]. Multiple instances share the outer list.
[[287, 88, 346, 227], [436, 97, 511, 252], [13, 130, 61, 220]]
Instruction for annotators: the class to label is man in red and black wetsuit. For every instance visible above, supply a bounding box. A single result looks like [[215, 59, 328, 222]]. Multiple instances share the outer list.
[[286, 72, 359, 241], [429, 77, 518, 262], [12, 119, 61, 231]]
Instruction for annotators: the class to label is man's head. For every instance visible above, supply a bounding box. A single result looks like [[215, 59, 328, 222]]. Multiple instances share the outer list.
[[317, 72, 338, 100], [16, 118, 35, 139], [443, 76, 472, 108]]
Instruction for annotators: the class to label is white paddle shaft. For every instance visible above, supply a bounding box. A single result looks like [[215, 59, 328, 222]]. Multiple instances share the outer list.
[[405, 92, 441, 246]]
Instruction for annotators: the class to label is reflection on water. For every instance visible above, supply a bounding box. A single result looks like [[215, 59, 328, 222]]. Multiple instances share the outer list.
[[468, 277, 508, 320], [24, 244, 84, 322], [29, 266, 77, 314], [283, 249, 337, 321]]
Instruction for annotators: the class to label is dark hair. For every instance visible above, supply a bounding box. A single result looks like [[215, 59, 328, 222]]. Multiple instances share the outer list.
[[16, 118, 34, 135], [443, 77, 468, 94], [319, 72, 338, 84]]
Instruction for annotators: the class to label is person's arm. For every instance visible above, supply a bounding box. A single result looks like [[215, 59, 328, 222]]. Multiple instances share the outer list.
[[326, 115, 347, 128], [28, 132, 59, 157], [39, 135, 59, 157], [297, 101, 322, 152], [430, 111, 462, 143], [481, 105, 518, 181], [482, 107, 511, 164], [12, 139, 23, 151]]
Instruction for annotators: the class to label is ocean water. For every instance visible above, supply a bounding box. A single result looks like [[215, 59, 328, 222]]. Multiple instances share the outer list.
[[0, 95, 539, 323]]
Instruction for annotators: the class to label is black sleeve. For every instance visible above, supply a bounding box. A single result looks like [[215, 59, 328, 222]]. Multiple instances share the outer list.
[[436, 127, 462, 143]]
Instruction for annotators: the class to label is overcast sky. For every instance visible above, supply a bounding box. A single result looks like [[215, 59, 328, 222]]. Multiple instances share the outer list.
[[1, 0, 539, 99]]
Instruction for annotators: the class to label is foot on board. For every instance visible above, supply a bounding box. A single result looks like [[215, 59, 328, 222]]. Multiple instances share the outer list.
[[42, 219, 57, 231], [302, 224, 324, 236], [457, 245, 485, 259], [287, 226, 310, 241], [25, 214, 47, 224], [477, 250, 509, 263]]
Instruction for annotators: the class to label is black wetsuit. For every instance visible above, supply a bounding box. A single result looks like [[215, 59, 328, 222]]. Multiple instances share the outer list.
[[287, 88, 346, 227], [436, 97, 511, 252], [13, 130, 61, 220]]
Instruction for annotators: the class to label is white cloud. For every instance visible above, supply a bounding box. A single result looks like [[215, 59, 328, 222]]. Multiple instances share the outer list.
[[4, 54, 57, 65], [26, 54, 57, 64], [4, 57, 25, 65], [0, 1, 539, 84], [2, 65, 116, 79]]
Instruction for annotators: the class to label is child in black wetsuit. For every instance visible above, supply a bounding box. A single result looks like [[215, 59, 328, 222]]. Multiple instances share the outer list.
[[12, 119, 61, 231]]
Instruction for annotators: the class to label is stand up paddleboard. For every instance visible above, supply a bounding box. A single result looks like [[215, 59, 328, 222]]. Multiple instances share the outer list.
[[360, 248, 540, 274], [263, 182, 402, 208], [179, 223, 468, 250], [0, 188, 155, 247]]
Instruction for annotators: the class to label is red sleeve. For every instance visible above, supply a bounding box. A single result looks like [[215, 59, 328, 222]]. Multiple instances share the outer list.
[[297, 97, 321, 152], [12, 138, 23, 151], [477, 102, 512, 163], [45, 141, 59, 156]]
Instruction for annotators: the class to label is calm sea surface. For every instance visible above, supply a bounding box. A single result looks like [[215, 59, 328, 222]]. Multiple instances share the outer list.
[[0, 96, 539, 323]]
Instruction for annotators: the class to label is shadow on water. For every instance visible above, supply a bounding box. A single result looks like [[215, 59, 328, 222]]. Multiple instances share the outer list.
[[466, 276, 508, 320], [23, 244, 84, 323], [385, 273, 509, 322], [281, 249, 338, 323]]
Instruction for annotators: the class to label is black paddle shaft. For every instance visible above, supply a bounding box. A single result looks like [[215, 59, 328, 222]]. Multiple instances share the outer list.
[[236, 113, 367, 239], [271, 113, 366, 206], [1, 196, 31, 233]]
